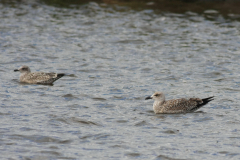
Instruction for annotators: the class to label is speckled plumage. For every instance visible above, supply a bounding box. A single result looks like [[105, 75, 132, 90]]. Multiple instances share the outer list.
[[145, 92, 214, 114], [14, 65, 65, 85]]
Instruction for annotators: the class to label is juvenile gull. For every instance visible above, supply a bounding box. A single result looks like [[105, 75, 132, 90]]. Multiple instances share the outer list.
[[145, 92, 214, 114], [14, 65, 65, 85]]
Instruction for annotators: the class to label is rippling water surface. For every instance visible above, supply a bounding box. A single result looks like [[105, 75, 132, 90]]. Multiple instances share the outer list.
[[0, 1, 240, 159]]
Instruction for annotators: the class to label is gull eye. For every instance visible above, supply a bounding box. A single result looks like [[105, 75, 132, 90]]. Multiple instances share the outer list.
[[155, 94, 160, 97]]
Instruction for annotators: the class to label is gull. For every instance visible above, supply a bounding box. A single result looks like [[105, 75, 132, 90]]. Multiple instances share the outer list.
[[145, 92, 214, 114], [14, 65, 65, 85]]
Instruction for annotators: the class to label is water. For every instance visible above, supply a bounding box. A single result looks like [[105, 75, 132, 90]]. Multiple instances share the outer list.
[[0, 1, 240, 159]]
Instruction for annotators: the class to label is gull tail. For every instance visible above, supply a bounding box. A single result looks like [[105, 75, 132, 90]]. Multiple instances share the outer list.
[[52, 73, 65, 82], [57, 73, 65, 78], [37, 73, 65, 85], [190, 96, 214, 112], [201, 96, 214, 105]]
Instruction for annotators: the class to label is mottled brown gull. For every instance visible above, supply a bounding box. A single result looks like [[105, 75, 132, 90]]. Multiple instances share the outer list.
[[145, 92, 214, 114], [14, 65, 65, 85]]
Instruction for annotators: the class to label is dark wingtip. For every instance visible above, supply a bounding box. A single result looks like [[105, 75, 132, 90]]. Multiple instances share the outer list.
[[145, 96, 152, 100], [57, 73, 65, 78], [203, 96, 214, 101], [201, 96, 214, 105], [192, 96, 214, 112]]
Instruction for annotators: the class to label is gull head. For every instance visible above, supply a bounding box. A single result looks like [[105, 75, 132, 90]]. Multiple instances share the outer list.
[[14, 65, 31, 73], [145, 92, 165, 102]]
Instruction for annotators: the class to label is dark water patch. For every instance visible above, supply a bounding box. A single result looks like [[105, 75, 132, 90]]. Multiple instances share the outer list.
[[218, 151, 228, 154], [67, 104, 88, 109], [99, 104, 115, 108], [44, 56, 59, 59], [62, 94, 80, 101], [69, 117, 102, 126], [91, 97, 107, 101], [109, 88, 123, 93], [79, 133, 110, 140], [229, 137, 240, 139], [92, 55, 113, 60], [218, 151, 240, 157], [23, 155, 77, 160], [79, 135, 93, 140], [55, 118, 70, 124], [130, 96, 143, 100], [116, 120, 128, 124], [11, 79, 21, 84], [162, 129, 179, 134], [216, 114, 224, 117], [116, 39, 145, 44], [49, 146, 59, 149], [134, 120, 148, 126], [93, 102, 114, 109], [192, 117, 213, 122], [202, 71, 223, 78], [94, 134, 110, 140], [77, 69, 99, 73], [87, 83, 103, 87], [9, 134, 72, 144], [110, 144, 129, 149], [125, 152, 141, 157], [222, 88, 240, 92], [154, 114, 170, 120], [112, 95, 126, 100], [145, 110, 155, 114], [19, 127, 34, 131], [155, 154, 187, 160], [141, 67, 152, 72], [214, 78, 228, 82], [40, 150, 62, 156], [227, 120, 240, 124], [0, 112, 11, 115]]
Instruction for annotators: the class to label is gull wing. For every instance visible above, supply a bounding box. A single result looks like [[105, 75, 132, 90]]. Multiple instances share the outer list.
[[25, 72, 64, 84]]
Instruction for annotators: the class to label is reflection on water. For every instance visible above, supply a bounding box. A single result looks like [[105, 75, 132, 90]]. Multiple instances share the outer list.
[[0, 0, 240, 159]]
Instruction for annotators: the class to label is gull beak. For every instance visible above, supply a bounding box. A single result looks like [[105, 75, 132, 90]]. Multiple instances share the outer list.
[[14, 69, 19, 72], [145, 96, 152, 100]]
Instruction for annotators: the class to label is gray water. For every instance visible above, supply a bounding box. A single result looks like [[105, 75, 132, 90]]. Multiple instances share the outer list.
[[0, 1, 240, 160]]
